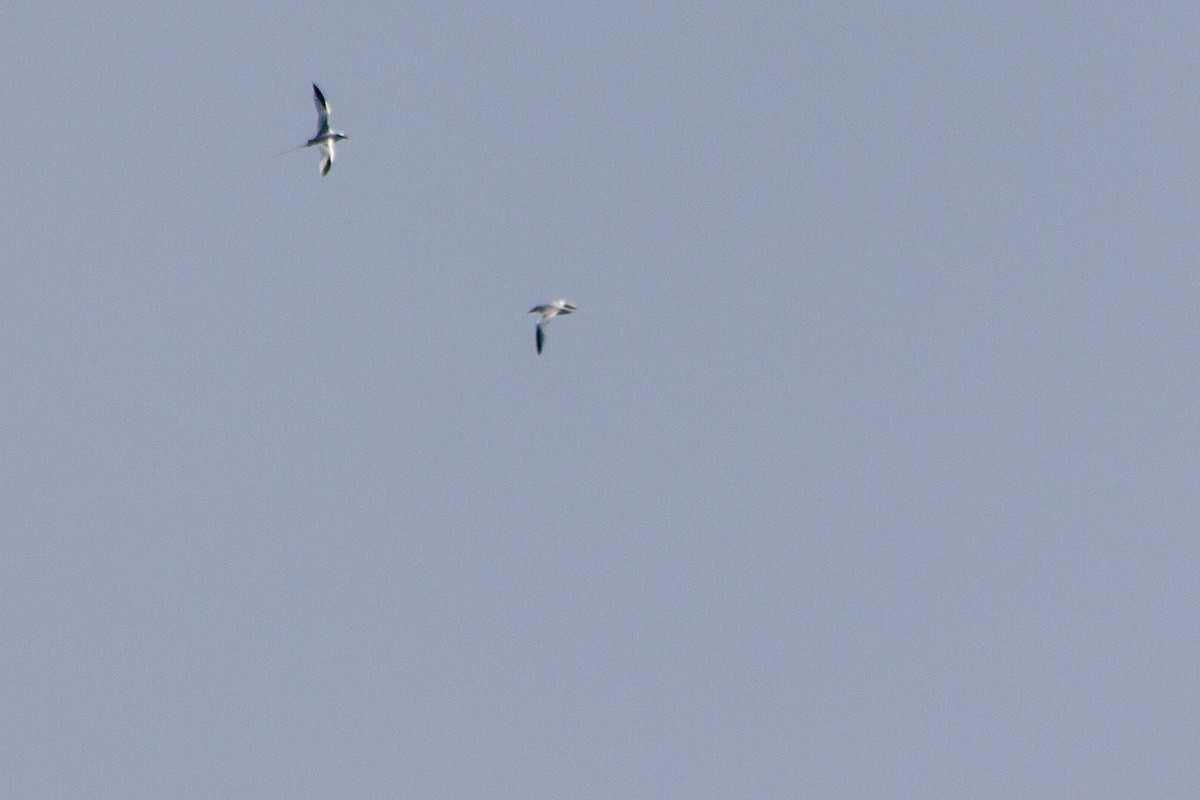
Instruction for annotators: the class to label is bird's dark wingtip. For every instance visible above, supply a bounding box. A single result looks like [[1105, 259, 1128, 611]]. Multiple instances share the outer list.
[[536, 325, 544, 354]]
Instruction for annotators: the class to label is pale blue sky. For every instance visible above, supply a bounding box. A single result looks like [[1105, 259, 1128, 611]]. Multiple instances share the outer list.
[[2, 2, 1198, 797]]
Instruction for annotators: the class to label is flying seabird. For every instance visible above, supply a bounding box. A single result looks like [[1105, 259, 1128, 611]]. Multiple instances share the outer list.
[[528, 299, 577, 355], [305, 84, 349, 176]]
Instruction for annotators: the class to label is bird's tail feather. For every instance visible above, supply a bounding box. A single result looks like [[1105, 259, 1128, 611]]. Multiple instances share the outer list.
[[271, 142, 311, 158]]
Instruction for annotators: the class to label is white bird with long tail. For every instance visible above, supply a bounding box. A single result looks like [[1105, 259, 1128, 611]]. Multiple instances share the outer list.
[[528, 299, 577, 355], [305, 84, 349, 176]]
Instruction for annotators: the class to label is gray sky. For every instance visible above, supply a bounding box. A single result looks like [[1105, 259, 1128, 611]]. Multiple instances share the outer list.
[[2, 2, 1198, 797]]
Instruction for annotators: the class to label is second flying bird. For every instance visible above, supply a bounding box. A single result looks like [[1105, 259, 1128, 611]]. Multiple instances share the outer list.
[[529, 299, 578, 355]]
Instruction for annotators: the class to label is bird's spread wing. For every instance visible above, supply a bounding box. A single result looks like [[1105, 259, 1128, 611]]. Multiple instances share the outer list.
[[536, 324, 545, 354], [312, 84, 331, 134], [319, 141, 335, 175]]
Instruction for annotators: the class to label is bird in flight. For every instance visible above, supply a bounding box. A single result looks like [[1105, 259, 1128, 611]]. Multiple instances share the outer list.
[[529, 299, 578, 354], [305, 84, 349, 176]]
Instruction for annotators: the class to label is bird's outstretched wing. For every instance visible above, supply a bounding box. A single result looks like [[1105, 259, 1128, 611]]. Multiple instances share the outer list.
[[319, 141, 335, 175], [312, 84, 331, 134]]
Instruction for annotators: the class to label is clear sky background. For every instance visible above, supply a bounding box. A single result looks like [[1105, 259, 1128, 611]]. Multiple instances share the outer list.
[[2, 2, 1198, 797]]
